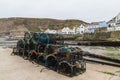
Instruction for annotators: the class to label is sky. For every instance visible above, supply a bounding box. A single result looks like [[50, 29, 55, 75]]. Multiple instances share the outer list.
[[0, 0, 120, 22]]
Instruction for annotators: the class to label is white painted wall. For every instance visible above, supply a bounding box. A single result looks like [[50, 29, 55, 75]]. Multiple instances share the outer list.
[[107, 26, 120, 32], [76, 24, 86, 34]]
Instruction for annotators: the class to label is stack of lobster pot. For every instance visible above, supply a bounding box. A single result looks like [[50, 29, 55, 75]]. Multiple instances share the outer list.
[[12, 31, 86, 76]]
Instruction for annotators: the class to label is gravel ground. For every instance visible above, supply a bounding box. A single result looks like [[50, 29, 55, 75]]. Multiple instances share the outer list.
[[0, 47, 120, 80]]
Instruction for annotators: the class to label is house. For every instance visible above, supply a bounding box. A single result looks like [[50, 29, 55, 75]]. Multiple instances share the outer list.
[[60, 27, 75, 34], [99, 21, 108, 28], [107, 12, 120, 31], [115, 12, 120, 26], [44, 29, 57, 34], [87, 25, 97, 33], [108, 17, 116, 27], [87, 21, 108, 33], [87, 23, 99, 33], [44, 27, 76, 34], [76, 24, 86, 34]]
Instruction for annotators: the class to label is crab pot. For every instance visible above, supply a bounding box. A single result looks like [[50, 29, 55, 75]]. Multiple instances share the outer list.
[[28, 52, 38, 61], [57, 62, 73, 76], [37, 55, 45, 64], [45, 55, 58, 70]]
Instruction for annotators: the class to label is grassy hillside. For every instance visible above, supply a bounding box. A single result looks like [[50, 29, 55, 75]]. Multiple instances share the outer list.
[[10, 18, 87, 30], [0, 17, 87, 36]]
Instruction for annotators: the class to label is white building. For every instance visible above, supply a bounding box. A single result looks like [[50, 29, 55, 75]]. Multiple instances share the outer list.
[[115, 12, 120, 26], [60, 27, 75, 34], [74, 24, 89, 34], [76, 24, 86, 34], [108, 12, 120, 31], [44, 29, 57, 34], [107, 26, 120, 32], [44, 27, 76, 34]]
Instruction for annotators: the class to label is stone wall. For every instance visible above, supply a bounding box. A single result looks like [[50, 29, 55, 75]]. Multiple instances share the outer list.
[[83, 31, 120, 41]]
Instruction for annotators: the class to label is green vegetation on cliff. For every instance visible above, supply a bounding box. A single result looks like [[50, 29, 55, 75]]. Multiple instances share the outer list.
[[4, 18, 87, 31]]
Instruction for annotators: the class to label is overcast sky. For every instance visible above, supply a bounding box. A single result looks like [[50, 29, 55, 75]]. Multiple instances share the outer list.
[[0, 0, 120, 22]]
